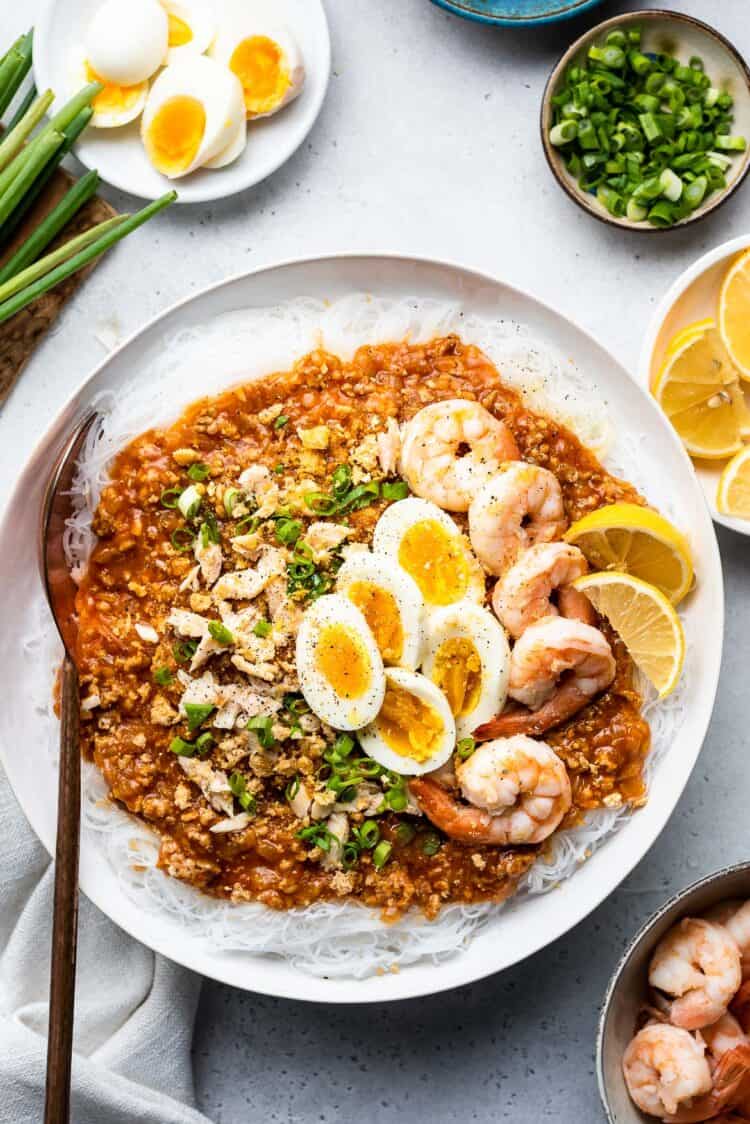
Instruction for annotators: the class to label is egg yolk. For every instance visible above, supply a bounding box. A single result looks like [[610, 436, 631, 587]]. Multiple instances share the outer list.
[[398, 520, 470, 606], [432, 638, 482, 717], [316, 623, 371, 699], [378, 683, 444, 764], [229, 35, 290, 117], [346, 581, 403, 663], [85, 63, 144, 116], [168, 13, 194, 47], [145, 95, 206, 175]]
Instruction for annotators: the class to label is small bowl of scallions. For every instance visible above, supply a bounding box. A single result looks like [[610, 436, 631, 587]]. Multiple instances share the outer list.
[[541, 10, 750, 231]]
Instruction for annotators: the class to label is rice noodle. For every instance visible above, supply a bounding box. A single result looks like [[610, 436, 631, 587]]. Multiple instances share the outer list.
[[27, 294, 689, 979]]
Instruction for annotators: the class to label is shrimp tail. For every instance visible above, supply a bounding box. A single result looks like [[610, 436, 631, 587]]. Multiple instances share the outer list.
[[664, 1045, 750, 1123], [409, 777, 508, 845], [473, 681, 590, 740], [557, 584, 597, 626]]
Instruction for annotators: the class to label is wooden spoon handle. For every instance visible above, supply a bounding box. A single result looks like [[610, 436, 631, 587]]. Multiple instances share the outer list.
[[44, 655, 81, 1124]]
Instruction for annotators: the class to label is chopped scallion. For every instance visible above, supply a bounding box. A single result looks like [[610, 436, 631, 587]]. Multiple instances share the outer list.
[[208, 620, 234, 646]]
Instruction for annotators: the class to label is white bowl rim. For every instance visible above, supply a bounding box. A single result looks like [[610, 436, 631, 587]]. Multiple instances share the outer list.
[[0, 251, 724, 1003], [637, 233, 750, 537], [32, 0, 332, 203]]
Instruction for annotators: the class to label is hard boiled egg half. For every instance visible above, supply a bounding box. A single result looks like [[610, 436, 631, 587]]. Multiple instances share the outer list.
[[296, 594, 385, 731], [372, 497, 485, 609], [422, 602, 510, 739], [141, 55, 246, 177], [358, 669, 456, 777], [335, 552, 424, 671], [210, 15, 304, 119], [161, 0, 216, 64], [76, 0, 168, 128]]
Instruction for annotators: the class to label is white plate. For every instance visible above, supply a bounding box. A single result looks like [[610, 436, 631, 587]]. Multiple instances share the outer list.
[[0, 254, 723, 1003], [32, 0, 331, 203], [638, 235, 750, 538]]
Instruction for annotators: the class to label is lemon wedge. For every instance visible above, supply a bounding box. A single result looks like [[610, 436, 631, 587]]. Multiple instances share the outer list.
[[717, 446, 750, 519], [572, 572, 685, 699], [719, 248, 750, 381], [653, 318, 747, 459], [564, 502, 693, 605]]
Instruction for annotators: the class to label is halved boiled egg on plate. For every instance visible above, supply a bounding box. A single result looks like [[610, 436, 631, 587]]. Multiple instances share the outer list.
[[335, 551, 424, 671], [161, 0, 216, 64], [210, 15, 304, 119], [85, 0, 167, 86], [72, 49, 150, 128], [141, 55, 246, 177], [372, 497, 485, 609], [296, 594, 385, 731], [358, 668, 456, 777], [421, 602, 510, 739]]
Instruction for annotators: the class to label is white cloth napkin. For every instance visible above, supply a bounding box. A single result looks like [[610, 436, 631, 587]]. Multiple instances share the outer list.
[[0, 763, 213, 1124]]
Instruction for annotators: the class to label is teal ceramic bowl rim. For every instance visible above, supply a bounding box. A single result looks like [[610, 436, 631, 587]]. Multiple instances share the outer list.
[[429, 0, 603, 28]]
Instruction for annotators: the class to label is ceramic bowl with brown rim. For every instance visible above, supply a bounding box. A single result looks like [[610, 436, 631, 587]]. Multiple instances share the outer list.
[[540, 10, 750, 232], [597, 861, 750, 1122]]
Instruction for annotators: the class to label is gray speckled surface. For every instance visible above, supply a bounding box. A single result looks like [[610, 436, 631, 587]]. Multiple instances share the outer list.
[[0, 0, 748, 1118]]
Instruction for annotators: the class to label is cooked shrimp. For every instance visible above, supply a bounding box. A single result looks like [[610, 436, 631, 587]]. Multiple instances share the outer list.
[[717, 903, 750, 981], [491, 542, 591, 639], [732, 982, 750, 1035], [474, 616, 615, 740], [702, 1013, 749, 1062], [649, 919, 742, 1031], [468, 462, 567, 576], [409, 735, 571, 845], [623, 1024, 712, 1118], [399, 399, 519, 512], [663, 1043, 750, 1123]]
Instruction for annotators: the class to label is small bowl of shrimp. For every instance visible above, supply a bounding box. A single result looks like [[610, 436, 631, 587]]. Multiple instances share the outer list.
[[598, 861, 750, 1123]]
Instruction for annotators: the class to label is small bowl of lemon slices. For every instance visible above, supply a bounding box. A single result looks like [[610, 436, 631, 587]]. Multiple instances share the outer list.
[[640, 236, 750, 535]]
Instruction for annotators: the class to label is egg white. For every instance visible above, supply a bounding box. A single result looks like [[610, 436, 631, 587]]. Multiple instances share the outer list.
[[161, 0, 216, 64], [141, 55, 245, 177], [358, 668, 456, 777], [202, 115, 247, 169], [372, 497, 485, 609], [421, 602, 510, 739], [209, 15, 304, 119], [296, 594, 385, 731], [86, 0, 168, 85], [335, 551, 424, 671]]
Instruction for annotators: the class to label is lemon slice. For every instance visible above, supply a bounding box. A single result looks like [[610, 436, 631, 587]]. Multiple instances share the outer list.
[[572, 572, 685, 698], [564, 502, 693, 605], [717, 446, 750, 519], [720, 248, 750, 381], [653, 318, 746, 459]]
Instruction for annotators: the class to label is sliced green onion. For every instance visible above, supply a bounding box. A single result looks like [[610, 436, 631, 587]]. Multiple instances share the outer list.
[[170, 736, 196, 757], [684, 175, 708, 210], [421, 831, 442, 857], [456, 737, 476, 761], [275, 516, 302, 545], [659, 167, 683, 201], [247, 714, 275, 749], [381, 480, 409, 501], [253, 619, 272, 638], [273, 414, 289, 429], [353, 820, 380, 850], [550, 120, 577, 146], [153, 667, 174, 687], [297, 823, 335, 851], [170, 528, 194, 552], [715, 134, 747, 152], [195, 732, 214, 756], [394, 822, 416, 846], [173, 639, 198, 664], [285, 775, 301, 801], [372, 841, 393, 870], [228, 772, 256, 813], [208, 620, 234, 646], [223, 487, 243, 515], [177, 484, 202, 519], [626, 198, 648, 222], [187, 461, 210, 481], [184, 702, 216, 731], [588, 43, 625, 69]]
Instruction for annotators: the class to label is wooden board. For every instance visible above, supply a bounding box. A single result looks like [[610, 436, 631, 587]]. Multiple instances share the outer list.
[[0, 167, 116, 406]]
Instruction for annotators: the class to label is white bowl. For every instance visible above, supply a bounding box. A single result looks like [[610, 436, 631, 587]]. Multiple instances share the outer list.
[[638, 235, 750, 537], [0, 254, 723, 1002], [33, 0, 331, 203]]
